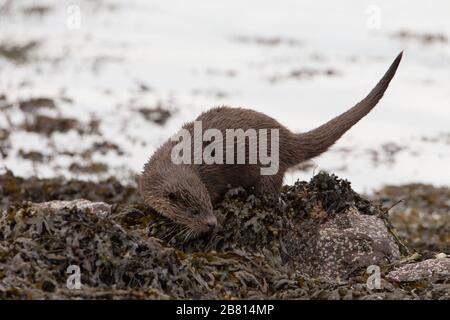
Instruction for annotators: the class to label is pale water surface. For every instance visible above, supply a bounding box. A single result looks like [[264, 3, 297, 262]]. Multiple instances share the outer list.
[[1, 0, 449, 193]]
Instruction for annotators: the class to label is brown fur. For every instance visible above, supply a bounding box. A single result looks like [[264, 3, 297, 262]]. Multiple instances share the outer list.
[[140, 52, 402, 238]]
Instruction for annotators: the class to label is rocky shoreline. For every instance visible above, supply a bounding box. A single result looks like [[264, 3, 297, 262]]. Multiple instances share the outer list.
[[0, 171, 448, 299]]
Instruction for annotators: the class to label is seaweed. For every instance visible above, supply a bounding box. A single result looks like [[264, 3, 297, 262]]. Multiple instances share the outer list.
[[0, 170, 139, 210], [18, 97, 56, 112], [0, 171, 448, 300], [0, 40, 40, 64], [138, 106, 172, 125]]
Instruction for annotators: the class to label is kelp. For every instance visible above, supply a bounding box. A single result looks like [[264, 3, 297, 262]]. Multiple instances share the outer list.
[[0, 171, 448, 299]]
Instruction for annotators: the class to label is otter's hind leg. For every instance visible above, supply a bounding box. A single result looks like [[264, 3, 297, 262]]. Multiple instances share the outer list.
[[254, 173, 283, 198]]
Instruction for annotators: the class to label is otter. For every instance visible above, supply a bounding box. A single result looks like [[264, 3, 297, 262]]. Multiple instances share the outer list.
[[140, 52, 403, 239]]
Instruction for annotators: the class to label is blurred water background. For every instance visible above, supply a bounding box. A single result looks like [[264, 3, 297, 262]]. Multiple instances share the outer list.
[[1, 0, 449, 193]]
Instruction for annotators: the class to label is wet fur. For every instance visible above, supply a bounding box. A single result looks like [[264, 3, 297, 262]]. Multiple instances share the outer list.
[[140, 53, 403, 236]]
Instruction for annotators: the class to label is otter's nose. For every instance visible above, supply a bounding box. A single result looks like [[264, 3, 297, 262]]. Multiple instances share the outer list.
[[205, 216, 217, 232]]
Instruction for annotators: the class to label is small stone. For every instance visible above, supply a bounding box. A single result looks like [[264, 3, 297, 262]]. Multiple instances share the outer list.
[[435, 252, 447, 259]]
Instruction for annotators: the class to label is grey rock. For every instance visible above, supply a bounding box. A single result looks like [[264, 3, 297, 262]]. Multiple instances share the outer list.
[[386, 258, 450, 282], [33, 199, 111, 216], [285, 207, 400, 279]]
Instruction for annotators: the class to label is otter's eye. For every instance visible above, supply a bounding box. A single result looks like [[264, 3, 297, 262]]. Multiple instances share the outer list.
[[191, 210, 199, 216], [168, 192, 178, 202]]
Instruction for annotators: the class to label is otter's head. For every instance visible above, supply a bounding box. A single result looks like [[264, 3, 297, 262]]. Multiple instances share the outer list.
[[139, 164, 217, 239]]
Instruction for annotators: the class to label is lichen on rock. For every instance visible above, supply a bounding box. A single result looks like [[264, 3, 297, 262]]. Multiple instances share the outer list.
[[387, 258, 450, 282]]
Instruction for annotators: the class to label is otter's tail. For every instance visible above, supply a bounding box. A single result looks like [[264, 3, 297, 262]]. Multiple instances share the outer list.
[[294, 52, 402, 161]]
